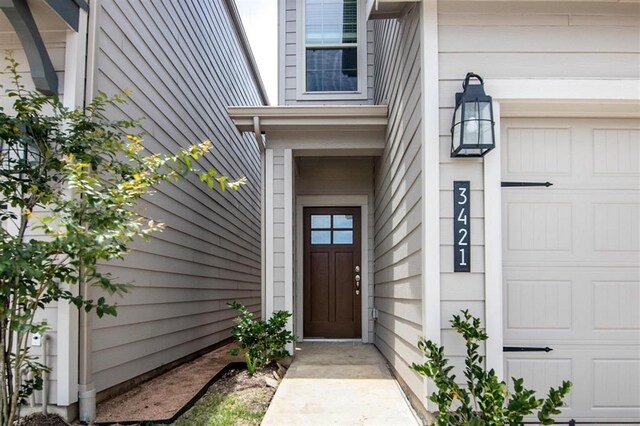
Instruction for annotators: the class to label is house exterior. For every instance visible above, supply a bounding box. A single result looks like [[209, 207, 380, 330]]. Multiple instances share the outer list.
[[1, 0, 266, 421], [229, 0, 640, 423]]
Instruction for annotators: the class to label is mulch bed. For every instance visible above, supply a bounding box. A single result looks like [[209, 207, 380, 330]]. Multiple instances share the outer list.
[[17, 413, 70, 426], [95, 344, 243, 424]]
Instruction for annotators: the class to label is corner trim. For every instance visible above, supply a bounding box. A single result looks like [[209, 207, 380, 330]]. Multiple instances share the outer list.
[[483, 101, 503, 379], [420, 0, 441, 404], [284, 149, 294, 351], [265, 149, 275, 318]]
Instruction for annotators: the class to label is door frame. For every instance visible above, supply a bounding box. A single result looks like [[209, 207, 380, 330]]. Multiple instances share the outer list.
[[296, 195, 370, 342]]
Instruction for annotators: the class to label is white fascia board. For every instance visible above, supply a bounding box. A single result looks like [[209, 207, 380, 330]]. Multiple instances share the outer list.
[[228, 105, 389, 131]]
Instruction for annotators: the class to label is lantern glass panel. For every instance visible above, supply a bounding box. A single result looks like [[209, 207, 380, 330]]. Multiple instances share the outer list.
[[452, 103, 462, 151], [479, 101, 493, 146], [462, 101, 480, 146]]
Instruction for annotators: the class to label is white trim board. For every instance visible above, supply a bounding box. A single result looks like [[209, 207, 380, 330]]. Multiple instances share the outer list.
[[56, 11, 89, 406], [265, 149, 274, 318], [421, 0, 441, 404], [284, 150, 294, 353], [483, 101, 503, 379], [295, 195, 370, 343]]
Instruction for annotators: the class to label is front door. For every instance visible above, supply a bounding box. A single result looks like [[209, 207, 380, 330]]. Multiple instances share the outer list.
[[304, 207, 361, 338]]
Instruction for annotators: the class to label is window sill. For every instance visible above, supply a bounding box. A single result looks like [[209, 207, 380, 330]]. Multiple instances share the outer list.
[[296, 91, 369, 101]]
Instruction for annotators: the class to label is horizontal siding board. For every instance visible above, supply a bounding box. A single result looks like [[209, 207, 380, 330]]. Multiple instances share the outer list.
[[439, 26, 640, 53], [375, 325, 425, 399], [374, 275, 422, 300], [376, 297, 423, 328], [440, 52, 640, 79], [92, 300, 261, 330], [441, 301, 485, 329], [94, 329, 230, 391], [440, 273, 486, 301]]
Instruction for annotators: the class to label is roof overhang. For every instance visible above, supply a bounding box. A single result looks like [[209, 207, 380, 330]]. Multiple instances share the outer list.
[[367, 0, 421, 20], [228, 105, 388, 154], [229, 105, 388, 131]]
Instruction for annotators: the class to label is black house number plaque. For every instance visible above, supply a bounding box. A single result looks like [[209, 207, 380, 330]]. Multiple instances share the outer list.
[[454, 181, 471, 272]]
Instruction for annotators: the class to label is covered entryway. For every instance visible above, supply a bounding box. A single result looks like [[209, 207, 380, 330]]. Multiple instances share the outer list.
[[502, 118, 640, 422], [227, 105, 387, 345], [304, 207, 362, 338]]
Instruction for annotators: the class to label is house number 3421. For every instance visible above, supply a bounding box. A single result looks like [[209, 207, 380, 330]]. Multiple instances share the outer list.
[[454, 181, 471, 272]]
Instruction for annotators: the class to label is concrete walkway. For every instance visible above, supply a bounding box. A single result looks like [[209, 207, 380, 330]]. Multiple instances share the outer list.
[[262, 342, 422, 426]]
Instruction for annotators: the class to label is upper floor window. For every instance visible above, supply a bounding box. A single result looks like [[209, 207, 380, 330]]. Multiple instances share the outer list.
[[305, 0, 358, 92]]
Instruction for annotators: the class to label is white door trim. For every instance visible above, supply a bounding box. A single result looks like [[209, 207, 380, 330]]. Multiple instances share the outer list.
[[295, 195, 370, 342]]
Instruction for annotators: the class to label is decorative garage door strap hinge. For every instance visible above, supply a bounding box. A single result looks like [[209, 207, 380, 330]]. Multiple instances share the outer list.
[[501, 181, 553, 187], [503, 346, 553, 352]]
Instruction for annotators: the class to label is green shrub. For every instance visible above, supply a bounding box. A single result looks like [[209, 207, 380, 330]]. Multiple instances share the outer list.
[[411, 310, 571, 425], [227, 302, 295, 375]]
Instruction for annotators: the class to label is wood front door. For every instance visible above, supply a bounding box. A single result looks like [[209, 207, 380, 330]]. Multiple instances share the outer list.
[[304, 207, 362, 338]]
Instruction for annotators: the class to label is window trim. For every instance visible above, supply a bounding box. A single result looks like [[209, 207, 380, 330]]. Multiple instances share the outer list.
[[296, 0, 368, 101]]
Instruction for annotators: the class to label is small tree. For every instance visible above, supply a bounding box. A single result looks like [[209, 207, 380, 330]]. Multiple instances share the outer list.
[[0, 55, 245, 425], [412, 310, 571, 425]]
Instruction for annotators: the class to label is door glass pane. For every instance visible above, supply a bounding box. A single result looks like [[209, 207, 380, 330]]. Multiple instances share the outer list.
[[311, 231, 331, 244], [311, 215, 331, 229], [333, 214, 353, 229], [333, 230, 353, 244]]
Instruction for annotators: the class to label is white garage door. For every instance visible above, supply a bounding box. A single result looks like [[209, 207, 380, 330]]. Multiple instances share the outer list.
[[502, 118, 640, 422]]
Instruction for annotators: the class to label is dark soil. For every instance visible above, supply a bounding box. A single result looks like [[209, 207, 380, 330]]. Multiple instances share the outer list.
[[16, 413, 69, 426]]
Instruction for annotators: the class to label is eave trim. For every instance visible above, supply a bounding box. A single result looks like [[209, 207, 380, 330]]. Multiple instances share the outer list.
[[228, 105, 389, 131]]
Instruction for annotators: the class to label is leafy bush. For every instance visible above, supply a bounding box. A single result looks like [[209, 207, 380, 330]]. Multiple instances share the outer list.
[[227, 302, 295, 375], [411, 310, 571, 425]]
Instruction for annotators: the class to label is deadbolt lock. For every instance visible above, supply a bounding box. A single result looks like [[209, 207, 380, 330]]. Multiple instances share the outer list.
[[355, 266, 360, 273], [355, 274, 360, 282]]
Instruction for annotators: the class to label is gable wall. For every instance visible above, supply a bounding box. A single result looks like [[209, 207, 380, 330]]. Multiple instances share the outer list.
[[89, 0, 264, 393]]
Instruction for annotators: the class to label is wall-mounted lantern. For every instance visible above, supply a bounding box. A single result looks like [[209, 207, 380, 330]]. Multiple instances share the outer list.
[[0, 137, 43, 182], [450, 72, 495, 157]]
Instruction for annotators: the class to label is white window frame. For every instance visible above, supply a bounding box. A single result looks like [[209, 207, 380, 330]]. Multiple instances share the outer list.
[[296, 0, 368, 101]]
